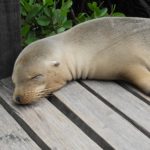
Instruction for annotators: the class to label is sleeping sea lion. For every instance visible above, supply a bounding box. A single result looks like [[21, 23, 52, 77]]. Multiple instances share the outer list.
[[12, 17, 150, 104]]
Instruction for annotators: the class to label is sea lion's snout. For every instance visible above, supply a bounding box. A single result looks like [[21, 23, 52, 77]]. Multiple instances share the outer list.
[[15, 96, 21, 103], [13, 91, 39, 105], [13, 92, 29, 105], [14, 95, 28, 105], [13, 85, 46, 105]]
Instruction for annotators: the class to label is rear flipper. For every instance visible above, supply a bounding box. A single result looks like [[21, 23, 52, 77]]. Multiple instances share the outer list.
[[122, 65, 150, 95]]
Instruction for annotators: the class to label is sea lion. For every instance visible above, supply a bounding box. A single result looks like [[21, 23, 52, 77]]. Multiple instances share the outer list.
[[12, 17, 150, 104]]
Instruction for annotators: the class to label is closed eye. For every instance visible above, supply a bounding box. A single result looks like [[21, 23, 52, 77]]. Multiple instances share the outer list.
[[31, 74, 43, 80]]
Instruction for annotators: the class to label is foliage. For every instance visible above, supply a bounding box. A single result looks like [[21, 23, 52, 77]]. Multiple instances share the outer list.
[[75, 2, 125, 23], [21, 0, 73, 46], [20, 0, 125, 47]]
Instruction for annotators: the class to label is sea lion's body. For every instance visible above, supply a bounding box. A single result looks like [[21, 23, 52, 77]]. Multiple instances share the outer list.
[[12, 17, 150, 104]]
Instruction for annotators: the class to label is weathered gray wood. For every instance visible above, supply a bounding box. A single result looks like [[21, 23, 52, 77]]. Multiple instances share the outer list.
[[0, 105, 40, 150], [0, 0, 21, 79], [84, 81, 150, 132], [54, 81, 150, 150], [0, 78, 101, 150], [122, 83, 150, 103], [1, 77, 14, 90]]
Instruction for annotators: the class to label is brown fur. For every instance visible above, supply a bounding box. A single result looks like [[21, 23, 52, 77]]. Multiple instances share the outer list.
[[12, 17, 150, 104]]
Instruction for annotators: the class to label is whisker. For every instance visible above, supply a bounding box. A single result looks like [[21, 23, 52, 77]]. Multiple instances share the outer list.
[[24, 84, 62, 95], [23, 85, 59, 95], [18, 84, 63, 100]]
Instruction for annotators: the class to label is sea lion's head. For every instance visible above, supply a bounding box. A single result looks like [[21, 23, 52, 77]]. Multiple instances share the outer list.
[[12, 42, 67, 105]]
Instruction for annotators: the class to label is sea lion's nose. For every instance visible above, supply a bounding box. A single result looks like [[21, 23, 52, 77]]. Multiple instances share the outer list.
[[15, 96, 21, 103]]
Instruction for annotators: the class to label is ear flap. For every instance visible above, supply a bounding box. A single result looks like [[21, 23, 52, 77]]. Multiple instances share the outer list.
[[50, 61, 60, 67]]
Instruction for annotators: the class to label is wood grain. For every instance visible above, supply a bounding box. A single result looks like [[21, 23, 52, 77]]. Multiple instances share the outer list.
[[0, 105, 40, 150], [0, 78, 101, 150], [54, 81, 150, 150], [84, 81, 150, 132], [119, 82, 150, 104]]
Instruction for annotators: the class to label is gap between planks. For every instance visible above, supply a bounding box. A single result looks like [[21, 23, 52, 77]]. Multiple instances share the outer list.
[[117, 81, 150, 105], [0, 78, 102, 150], [0, 96, 51, 150], [53, 81, 150, 150], [80, 80, 150, 138], [48, 95, 114, 150], [1, 78, 150, 150], [0, 104, 40, 150]]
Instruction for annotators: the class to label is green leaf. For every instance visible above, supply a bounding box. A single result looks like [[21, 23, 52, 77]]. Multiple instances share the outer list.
[[20, 0, 32, 12], [29, 0, 35, 5], [44, 7, 51, 17], [20, 6, 27, 16], [60, 0, 72, 17], [92, 2, 97, 8], [36, 16, 50, 26], [77, 13, 86, 19], [87, 3, 93, 11], [58, 15, 67, 26], [26, 4, 42, 22], [21, 24, 30, 37], [52, 9, 62, 25], [43, 0, 53, 5], [57, 27, 65, 33], [99, 8, 108, 17], [65, 0, 72, 9], [60, 7, 68, 17], [62, 0, 65, 6], [112, 12, 125, 17], [49, 31, 56, 36], [63, 20, 72, 29], [61, 4, 72, 16], [61, 0, 72, 8], [25, 32, 37, 45], [76, 13, 90, 23], [41, 27, 51, 35], [93, 8, 101, 18]]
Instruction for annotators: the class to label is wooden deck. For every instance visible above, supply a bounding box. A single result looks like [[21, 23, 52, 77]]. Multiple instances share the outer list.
[[0, 78, 150, 150]]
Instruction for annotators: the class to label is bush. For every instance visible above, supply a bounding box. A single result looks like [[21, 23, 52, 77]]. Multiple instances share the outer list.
[[20, 0, 125, 47]]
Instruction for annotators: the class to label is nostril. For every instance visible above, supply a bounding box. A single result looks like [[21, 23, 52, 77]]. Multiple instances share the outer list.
[[15, 96, 21, 103]]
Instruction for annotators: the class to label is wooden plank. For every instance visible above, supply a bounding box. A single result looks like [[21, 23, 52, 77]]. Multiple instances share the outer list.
[[0, 78, 101, 150], [83, 81, 150, 132], [53, 81, 150, 150], [0, 105, 40, 150], [119, 82, 150, 104]]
